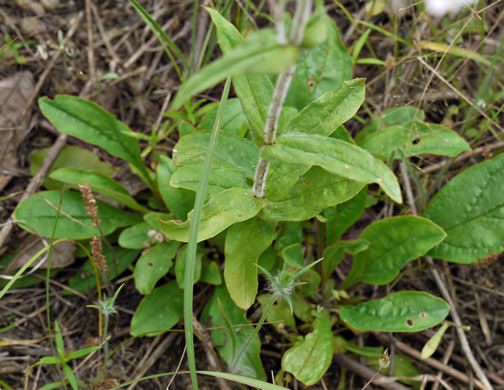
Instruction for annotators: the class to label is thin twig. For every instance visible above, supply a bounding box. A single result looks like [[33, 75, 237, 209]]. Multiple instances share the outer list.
[[333, 353, 410, 390]]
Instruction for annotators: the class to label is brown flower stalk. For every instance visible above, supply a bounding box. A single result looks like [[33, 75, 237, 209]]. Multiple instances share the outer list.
[[91, 235, 107, 273], [79, 182, 101, 227]]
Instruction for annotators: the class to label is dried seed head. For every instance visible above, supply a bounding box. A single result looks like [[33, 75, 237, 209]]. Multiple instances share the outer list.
[[91, 235, 107, 273], [79, 182, 100, 227]]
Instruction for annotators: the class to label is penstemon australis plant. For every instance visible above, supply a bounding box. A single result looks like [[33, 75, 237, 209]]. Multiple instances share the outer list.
[[8, 1, 502, 389]]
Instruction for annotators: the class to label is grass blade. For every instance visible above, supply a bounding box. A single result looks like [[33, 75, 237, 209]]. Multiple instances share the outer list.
[[183, 77, 232, 390]]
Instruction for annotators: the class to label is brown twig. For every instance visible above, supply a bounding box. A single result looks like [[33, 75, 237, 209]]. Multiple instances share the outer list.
[[332, 353, 410, 390]]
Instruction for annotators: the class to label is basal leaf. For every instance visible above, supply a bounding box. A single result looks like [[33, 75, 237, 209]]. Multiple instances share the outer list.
[[284, 18, 352, 111], [159, 188, 265, 242], [339, 291, 450, 332], [172, 29, 299, 109], [134, 241, 180, 295], [325, 187, 368, 244], [199, 98, 248, 136], [341, 216, 446, 287], [39, 96, 153, 188], [262, 134, 402, 203], [118, 222, 155, 249], [14, 191, 142, 240], [157, 155, 195, 220], [282, 311, 333, 386], [30, 145, 117, 190], [225, 217, 276, 309], [262, 167, 364, 221], [50, 168, 149, 213], [424, 154, 504, 263], [207, 7, 274, 144], [355, 106, 425, 143], [359, 121, 471, 160], [130, 281, 183, 336], [201, 285, 266, 380]]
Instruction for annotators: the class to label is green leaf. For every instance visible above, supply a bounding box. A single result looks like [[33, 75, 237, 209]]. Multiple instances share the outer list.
[[118, 222, 155, 249], [50, 168, 149, 213], [30, 145, 117, 190], [14, 191, 142, 240], [172, 29, 299, 109], [281, 243, 304, 268], [262, 167, 364, 221], [282, 311, 333, 386], [281, 79, 365, 137], [201, 285, 266, 380], [359, 122, 471, 160], [159, 188, 265, 242], [199, 98, 248, 136], [339, 291, 450, 332], [157, 155, 195, 220], [284, 18, 352, 111], [424, 154, 504, 263], [173, 131, 259, 179], [325, 187, 368, 244], [341, 216, 446, 287], [225, 217, 276, 309], [421, 322, 449, 359], [200, 260, 222, 285], [322, 239, 369, 280], [264, 133, 401, 203], [207, 7, 274, 145], [130, 281, 183, 336], [65, 346, 102, 361], [39, 96, 153, 188], [135, 241, 180, 295], [68, 247, 139, 294], [175, 244, 203, 288], [356, 106, 425, 142]]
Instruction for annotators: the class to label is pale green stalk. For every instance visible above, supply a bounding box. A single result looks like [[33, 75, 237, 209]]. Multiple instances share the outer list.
[[183, 77, 232, 390], [253, 0, 312, 198]]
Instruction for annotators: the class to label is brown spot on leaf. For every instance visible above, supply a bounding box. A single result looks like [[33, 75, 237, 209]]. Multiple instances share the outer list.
[[406, 318, 414, 327]]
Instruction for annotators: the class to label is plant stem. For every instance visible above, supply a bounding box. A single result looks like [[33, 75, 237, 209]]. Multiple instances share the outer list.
[[231, 292, 278, 373], [252, 0, 312, 198]]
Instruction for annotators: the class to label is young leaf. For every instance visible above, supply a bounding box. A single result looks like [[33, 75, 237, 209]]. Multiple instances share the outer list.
[[421, 322, 450, 359], [284, 18, 352, 111], [424, 154, 504, 263], [135, 241, 180, 295], [201, 285, 266, 380], [159, 188, 265, 242], [262, 167, 364, 221], [282, 311, 333, 386], [172, 29, 299, 109], [359, 121, 471, 160], [157, 155, 195, 220], [280, 79, 365, 137], [206, 7, 275, 144], [262, 134, 402, 203], [341, 216, 446, 288], [50, 168, 149, 213], [225, 217, 276, 309], [39, 96, 153, 188], [339, 291, 450, 332], [14, 191, 142, 240], [130, 281, 183, 336]]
